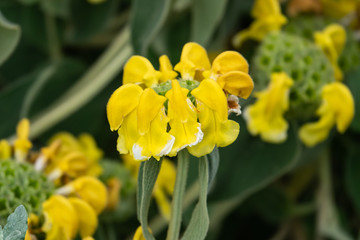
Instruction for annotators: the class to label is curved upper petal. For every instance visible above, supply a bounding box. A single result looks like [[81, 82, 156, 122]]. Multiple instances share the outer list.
[[123, 56, 161, 87], [107, 84, 143, 131], [217, 71, 254, 99]]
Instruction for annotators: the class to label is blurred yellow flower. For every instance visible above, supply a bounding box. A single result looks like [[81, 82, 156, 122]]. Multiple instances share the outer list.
[[133, 226, 152, 240], [42, 195, 79, 240], [232, 0, 287, 48], [299, 82, 354, 147], [314, 24, 346, 81], [0, 140, 11, 160], [244, 72, 294, 143], [14, 118, 32, 162], [56, 176, 108, 215]]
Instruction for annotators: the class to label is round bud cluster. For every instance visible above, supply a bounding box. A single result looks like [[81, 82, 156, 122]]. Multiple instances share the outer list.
[[252, 31, 334, 120], [0, 160, 55, 225], [285, 16, 360, 73]]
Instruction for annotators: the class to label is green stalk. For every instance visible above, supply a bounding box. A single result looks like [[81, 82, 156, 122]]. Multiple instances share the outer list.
[[44, 13, 61, 61], [166, 150, 190, 240]]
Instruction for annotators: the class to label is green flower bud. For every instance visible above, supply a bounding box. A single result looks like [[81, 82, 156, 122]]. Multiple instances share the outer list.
[[252, 31, 334, 120], [0, 160, 55, 225]]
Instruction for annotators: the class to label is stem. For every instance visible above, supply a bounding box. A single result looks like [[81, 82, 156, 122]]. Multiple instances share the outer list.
[[45, 13, 61, 61], [166, 150, 189, 240], [149, 180, 199, 235]]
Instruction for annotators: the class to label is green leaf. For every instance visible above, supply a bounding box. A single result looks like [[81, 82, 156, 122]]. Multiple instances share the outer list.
[[137, 158, 162, 240], [191, 0, 227, 46], [207, 119, 301, 238], [345, 145, 360, 212], [68, 0, 121, 42], [181, 156, 209, 240], [0, 11, 21, 66], [3, 205, 28, 240], [346, 67, 360, 132], [40, 0, 70, 18], [211, 119, 301, 201], [131, 0, 172, 55], [207, 147, 219, 190]]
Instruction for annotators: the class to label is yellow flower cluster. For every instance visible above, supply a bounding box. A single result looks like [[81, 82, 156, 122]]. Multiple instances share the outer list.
[[244, 73, 354, 147], [107, 42, 254, 160], [0, 119, 107, 240]]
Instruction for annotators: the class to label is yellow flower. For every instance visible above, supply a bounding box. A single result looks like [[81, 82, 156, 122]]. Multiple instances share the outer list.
[[123, 56, 162, 88], [107, 84, 143, 155], [14, 118, 32, 162], [0, 140, 11, 160], [133, 88, 175, 160], [165, 80, 203, 156], [232, 0, 287, 48], [176, 42, 254, 98], [174, 42, 211, 80], [244, 72, 294, 143], [44, 132, 103, 178], [314, 24, 346, 81], [56, 176, 107, 215], [159, 55, 178, 82], [188, 79, 240, 156], [67, 197, 98, 239], [42, 195, 79, 240], [299, 82, 354, 147], [47, 151, 89, 181], [204, 51, 254, 99]]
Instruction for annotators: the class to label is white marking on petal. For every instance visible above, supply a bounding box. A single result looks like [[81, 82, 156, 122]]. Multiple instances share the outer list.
[[56, 185, 73, 195], [132, 144, 149, 161], [188, 125, 203, 147], [157, 135, 175, 158]]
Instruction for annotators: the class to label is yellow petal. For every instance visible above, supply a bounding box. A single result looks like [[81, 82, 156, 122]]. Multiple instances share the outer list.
[[166, 80, 203, 155], [217, 71, 254, 99], [133, 109, 175, 160], [159, 55, 178, 82], [133, 226, 152, 240], [117, 110, 140, 155], [137, 88, 167, 135], [78, 134, 103, 162], [123, 56, 161, 87], [107, 84, 143, 131], [174, 42, 211, 80], [314, 24, 346, 81], [153, 188, 171, 220], [0, 140, 11, 160], [55, 151, 89, 178], [14, 118, 32, 160], [69, 176, 108, 214], [191, 79, 228, 121], [68, 197, 98, 238], [322, 82, 354, 132], [244, 72, 294, 143], [211, 51, 249, 75], [42, 195, 78, 240], [299, 110, 335, 147], [106, 177, 121, 211]]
